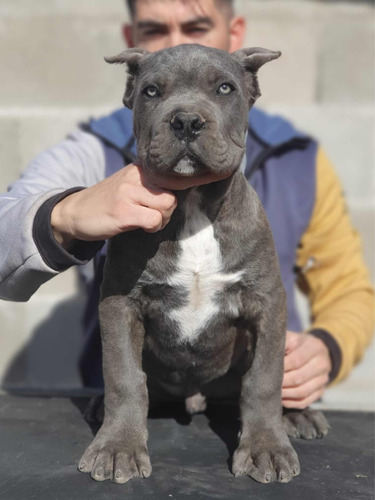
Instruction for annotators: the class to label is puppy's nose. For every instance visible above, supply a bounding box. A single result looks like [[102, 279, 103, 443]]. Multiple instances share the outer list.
[[170, 112, 205, 141]]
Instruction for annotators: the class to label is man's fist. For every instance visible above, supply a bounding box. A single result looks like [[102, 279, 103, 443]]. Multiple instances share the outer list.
[[51, 164, 177, 248], [282, 331, 331, 409]]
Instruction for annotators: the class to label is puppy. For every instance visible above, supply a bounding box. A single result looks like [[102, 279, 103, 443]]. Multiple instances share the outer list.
[[78, 44, 328, 485]]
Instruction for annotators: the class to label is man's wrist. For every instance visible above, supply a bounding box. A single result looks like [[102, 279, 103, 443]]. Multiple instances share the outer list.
[[308, 328, 342, 384], [51, 196, 76, 250], [33, 188, 105, 272]]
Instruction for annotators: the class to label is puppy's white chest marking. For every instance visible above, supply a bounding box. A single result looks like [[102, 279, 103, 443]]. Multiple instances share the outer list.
[[167, 190, 242, 341]]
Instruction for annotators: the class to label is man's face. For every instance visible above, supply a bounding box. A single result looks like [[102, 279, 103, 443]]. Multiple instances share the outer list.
[[124, 0, 245, 52]]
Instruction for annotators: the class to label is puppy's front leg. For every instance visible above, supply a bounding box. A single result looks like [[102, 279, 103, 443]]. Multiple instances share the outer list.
[[78, 296, 151, 484], [232, 286, 300, 484]]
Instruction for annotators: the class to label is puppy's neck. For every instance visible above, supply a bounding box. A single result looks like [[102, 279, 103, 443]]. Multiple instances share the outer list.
[[176, 170, 238, 222]]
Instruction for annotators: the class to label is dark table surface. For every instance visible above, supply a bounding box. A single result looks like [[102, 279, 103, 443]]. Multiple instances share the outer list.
[[0, 394, 373, 500]]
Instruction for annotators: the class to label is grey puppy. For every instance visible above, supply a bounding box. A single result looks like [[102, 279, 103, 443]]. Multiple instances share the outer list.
[[78, 44, 329, 485]]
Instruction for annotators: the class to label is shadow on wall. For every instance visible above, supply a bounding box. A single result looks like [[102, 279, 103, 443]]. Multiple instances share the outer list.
[[1, 296, 85, 391]]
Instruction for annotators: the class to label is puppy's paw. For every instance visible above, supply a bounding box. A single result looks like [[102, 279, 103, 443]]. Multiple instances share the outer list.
[[78, 437, 151, 483], [232, 437, 300, 484], [283, 408, 329, 440]]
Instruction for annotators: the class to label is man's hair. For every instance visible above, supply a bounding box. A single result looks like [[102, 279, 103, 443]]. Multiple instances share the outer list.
[[126, 0, 234, 17]]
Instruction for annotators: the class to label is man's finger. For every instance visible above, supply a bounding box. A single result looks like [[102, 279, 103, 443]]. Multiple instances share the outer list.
[[282, 373, 329, 401], [284, 331, 302, 355], [130, 186, 177, 214], [282, 387, 326, 410], [284, 336, 325, 372], [282, 356, 329, 388], [118, 205, 164, 233], [284, 344, 311, 372]]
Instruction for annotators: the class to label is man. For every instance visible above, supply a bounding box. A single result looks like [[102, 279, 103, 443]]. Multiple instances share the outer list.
[[0, 0, 373, 409]]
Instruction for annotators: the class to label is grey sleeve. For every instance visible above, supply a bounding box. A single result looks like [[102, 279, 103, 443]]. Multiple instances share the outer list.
[[0, 129, 107, 302]]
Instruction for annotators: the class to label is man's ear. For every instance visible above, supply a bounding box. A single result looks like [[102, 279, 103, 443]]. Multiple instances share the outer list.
[[105, 48, 149, 109], [233, 47, 281, 106], [122, 23, 134, 48], [228, 16, 246, 52]]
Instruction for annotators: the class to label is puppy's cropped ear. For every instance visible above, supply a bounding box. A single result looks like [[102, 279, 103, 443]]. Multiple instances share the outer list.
[[105, 48, 149, 109], [233, 47, 281, 106]]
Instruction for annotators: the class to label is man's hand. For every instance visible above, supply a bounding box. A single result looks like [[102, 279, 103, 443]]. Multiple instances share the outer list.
[[51, 164, 178, 248], [282, 331, 331, 409]]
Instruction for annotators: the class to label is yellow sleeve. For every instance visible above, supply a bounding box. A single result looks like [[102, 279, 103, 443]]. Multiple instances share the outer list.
[[296, 147, 375, 385]]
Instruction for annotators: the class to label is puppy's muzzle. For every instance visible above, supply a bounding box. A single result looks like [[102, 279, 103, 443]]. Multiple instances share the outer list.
[[170, 112, 206, 142]]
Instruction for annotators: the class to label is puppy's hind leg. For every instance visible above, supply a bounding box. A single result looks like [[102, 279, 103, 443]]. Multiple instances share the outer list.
[[232, 285, 300, 484], [283, 408, 329, 440]]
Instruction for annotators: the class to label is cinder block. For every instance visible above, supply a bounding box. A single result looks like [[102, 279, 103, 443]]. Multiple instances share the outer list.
[[350, 203, 375, 283], [0, 301, 28, 386], [263, 104, 375, 200], [34, 267, 81, 298], [239, 1, 374, 105], [0, 0, 127, 18], [0, 107, 114, 192], [241, 2, 319, 105], [0, 292, 85, 390], [0, 16, 126, 107], [0, 118, 21, 192], [316, 4, 374, 103], [17, 109, 105, 170]]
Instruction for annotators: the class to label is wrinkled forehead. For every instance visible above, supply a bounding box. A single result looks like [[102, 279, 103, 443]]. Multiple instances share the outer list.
[[138, 45, 244, 87]]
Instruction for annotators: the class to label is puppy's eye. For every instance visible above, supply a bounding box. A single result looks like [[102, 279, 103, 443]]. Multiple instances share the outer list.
[[217, 83, 235, 96], [144, 85, 160, 98]]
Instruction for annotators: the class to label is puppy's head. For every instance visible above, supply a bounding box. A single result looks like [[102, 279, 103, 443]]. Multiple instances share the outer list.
[[105, 44, 280, 180]]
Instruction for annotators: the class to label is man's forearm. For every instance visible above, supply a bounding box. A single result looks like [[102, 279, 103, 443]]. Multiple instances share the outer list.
[[296, 147, 375, 385], [310, 290, 375, 385], [0, 129, 106, 301], [0, 190, 67, 301]]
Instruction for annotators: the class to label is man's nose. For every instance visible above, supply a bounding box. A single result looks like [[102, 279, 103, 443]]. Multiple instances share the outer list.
[[170, 112, 206, 141], [169, 31, 192, 49]]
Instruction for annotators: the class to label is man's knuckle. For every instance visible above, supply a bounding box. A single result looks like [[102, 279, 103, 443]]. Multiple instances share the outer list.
[[160, 193, 176, 211], [148, 211, 162, 229], [282, 400, 293, 409], [294, 387, 306, 399], [293, 374, 303, 387], [286, 373, 296, 386], [110, 203, 124, 222], [293, 353, 303, 368], [294, 399, 306, 410], [286, 360, 296, 372], [118, 181, 131, 196]]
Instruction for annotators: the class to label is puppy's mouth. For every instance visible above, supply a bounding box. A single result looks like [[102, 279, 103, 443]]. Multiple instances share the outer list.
[[172, 154, 205, 177], [143, 121, 244, 180]]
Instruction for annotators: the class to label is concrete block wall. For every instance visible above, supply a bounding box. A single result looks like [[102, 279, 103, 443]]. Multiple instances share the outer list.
[[0, 1, 373, 408]]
